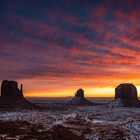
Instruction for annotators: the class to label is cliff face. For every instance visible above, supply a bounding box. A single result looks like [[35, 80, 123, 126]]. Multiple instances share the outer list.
[[1, 80, 23, 97], [115, 83, 137, 100], [112, 83, 140, 107], [75, 89, 84, 98], [0, 80, 38, 110]]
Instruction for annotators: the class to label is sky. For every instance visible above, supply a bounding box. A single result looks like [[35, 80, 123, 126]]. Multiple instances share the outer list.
[[0, 0, 140, 97]]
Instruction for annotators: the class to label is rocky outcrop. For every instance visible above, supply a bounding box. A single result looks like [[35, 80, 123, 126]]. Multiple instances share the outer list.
[[0, 80, 38, 110], [69, 89, 95, 105], [1, 80, 23, 97], [107, 83, 140, 108], [115, 83, 137, 100], [75, 89, 84, 98]]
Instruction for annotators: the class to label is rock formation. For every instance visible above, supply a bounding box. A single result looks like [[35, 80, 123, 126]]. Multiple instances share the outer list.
[[69, 89, 95, 105], [107, 83, 140, 108], [1, 80, 23, 97], [0, 80, 38, 110], [75, 89, 84, 98], [115, 83, 138, 100]]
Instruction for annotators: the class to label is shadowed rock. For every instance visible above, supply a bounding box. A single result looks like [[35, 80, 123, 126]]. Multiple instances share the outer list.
[[1, 80, 23, 97], [115, 83, 137, 100], [107, 83, 140, 108], [75, 89, 84, 98], [69, 89, 95, 105], [0, 80, 39, 110]]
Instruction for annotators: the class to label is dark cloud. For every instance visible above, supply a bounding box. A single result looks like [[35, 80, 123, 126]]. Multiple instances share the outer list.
[[0, 0, 140, 90]]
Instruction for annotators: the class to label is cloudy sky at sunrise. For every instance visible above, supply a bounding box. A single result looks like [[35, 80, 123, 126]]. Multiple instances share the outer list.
[[0, 0, 140, 97]]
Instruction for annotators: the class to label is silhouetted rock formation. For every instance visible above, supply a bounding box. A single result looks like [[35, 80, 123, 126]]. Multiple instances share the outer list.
[[107, 83, 140, 108], [115, 83, 138, 100], [1, 80, 23, 97], [69, 89, 95, 105], [0, 80, 38, 110], [75, 89, 84, 98]]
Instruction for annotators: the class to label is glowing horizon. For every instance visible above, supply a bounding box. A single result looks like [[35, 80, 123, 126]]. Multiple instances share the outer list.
[[24, 85, 140, 98], [24, 87, 115, 97], [20, 76, 140, 97]]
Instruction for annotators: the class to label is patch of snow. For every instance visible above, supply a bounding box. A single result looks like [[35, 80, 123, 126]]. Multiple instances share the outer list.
[[105, 98, 124, 108], [0, 106, 140, 139]]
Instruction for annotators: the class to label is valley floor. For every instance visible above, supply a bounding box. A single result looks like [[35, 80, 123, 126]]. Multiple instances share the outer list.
[[0, 105, 140, 140]]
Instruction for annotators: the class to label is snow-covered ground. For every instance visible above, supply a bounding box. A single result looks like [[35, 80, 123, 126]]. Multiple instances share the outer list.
[[0, 106, 140, 139]]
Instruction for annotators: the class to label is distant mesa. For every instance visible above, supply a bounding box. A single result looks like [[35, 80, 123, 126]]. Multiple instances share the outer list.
[[69, 88, 95, 105], [1, 80, 23, 97], [75, 89, 84, 98], [107, 83, 140, 108], [115, 83, 137, 100], [0, 80, 38, 110]]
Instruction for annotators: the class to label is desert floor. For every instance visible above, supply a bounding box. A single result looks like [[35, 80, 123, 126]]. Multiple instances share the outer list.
[[0, 98, 140, 140]]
